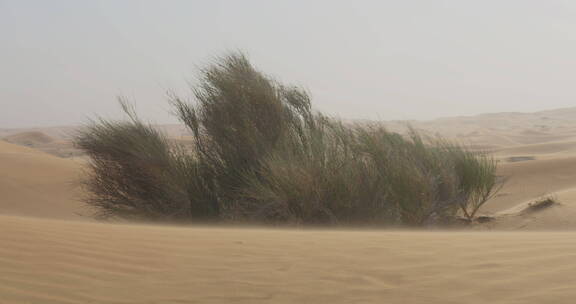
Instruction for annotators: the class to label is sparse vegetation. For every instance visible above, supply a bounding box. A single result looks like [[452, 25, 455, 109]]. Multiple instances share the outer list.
[[75, 52, 502, 226], [526, 195, 558, 212]]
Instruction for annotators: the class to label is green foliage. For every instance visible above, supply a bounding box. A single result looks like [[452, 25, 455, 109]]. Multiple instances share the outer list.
[[75, 52, 502, 226], [233, 117, 393, 225], [75, 102, 217, 221]]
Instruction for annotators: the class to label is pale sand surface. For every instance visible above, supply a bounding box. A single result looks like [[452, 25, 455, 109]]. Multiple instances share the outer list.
[[5, 108, 576, 302], [3, 215, 576, 304], [0, 140, 86, 219], [485, 155, 576, 212]]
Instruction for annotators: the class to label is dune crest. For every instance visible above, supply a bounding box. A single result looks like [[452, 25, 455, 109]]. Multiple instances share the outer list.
[[4, 131, 55, 146], [0, 140, 86, 219]]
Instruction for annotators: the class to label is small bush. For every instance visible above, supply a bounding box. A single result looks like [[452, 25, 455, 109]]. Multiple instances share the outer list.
[[447, 143, 505, 222], [76, 101, 217, 221], [526, 196, 558, 212], [75, 52, 502, 226]]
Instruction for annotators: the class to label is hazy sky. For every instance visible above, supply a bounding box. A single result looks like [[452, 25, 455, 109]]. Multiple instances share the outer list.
[[2, 0, 576, 128]]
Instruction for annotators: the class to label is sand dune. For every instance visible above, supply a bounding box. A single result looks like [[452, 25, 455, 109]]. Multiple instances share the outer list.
[[2, 131, 84, 158], [484, 155, 576, 212], [475, 145, 576, 229], [3, 131, 55, 146], [2, 214, 576, 304], [3, 108, 576, 302], [494, 140, 576, 156], [481, 188, 576, 230], [0, 140, 86, 219]]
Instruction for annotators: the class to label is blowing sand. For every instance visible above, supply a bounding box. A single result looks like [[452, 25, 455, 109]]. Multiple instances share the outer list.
[[4, 108, 576, 302], [3, 215, 576, 304]]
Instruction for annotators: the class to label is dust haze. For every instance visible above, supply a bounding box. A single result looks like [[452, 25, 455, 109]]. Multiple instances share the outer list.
[[3, 1, 576, 303]]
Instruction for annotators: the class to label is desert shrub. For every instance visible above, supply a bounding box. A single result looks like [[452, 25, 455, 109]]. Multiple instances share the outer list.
[[76, 52, 501, 226], [222, 121, 501, 226], [170, 53, 314, 214], [526, 195, 558, 212], [231, 117, 395, 225], [354, 128, 463, 225], [447, 145, 504, 222], [76, 101, 217, 221]]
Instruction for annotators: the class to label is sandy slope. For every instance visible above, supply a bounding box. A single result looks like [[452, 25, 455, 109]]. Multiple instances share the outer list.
[[2, 130, 84, 158], [4, 108, 576, 302], [5, 108, 576, 303], [483, 188, 576, 230], [0, 140, 86, 219], [470, 132, 576, 228], [2, 214, 576, 304], [485, 155, 576, 212]]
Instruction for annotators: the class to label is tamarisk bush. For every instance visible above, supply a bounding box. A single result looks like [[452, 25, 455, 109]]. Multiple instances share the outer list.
[[76, 52, 502, 226]]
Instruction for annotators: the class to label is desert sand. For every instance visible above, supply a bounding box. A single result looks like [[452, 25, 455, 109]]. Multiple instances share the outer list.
[[3, 215, 576, 303], [0, 140, 86, 219], [4, 107, 576, 302]]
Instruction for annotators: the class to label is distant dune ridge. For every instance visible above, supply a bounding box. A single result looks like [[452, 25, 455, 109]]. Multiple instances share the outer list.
[[4, 107, 576, 302], [5, 106, 576, 153], [3, 131, 55, 145]]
